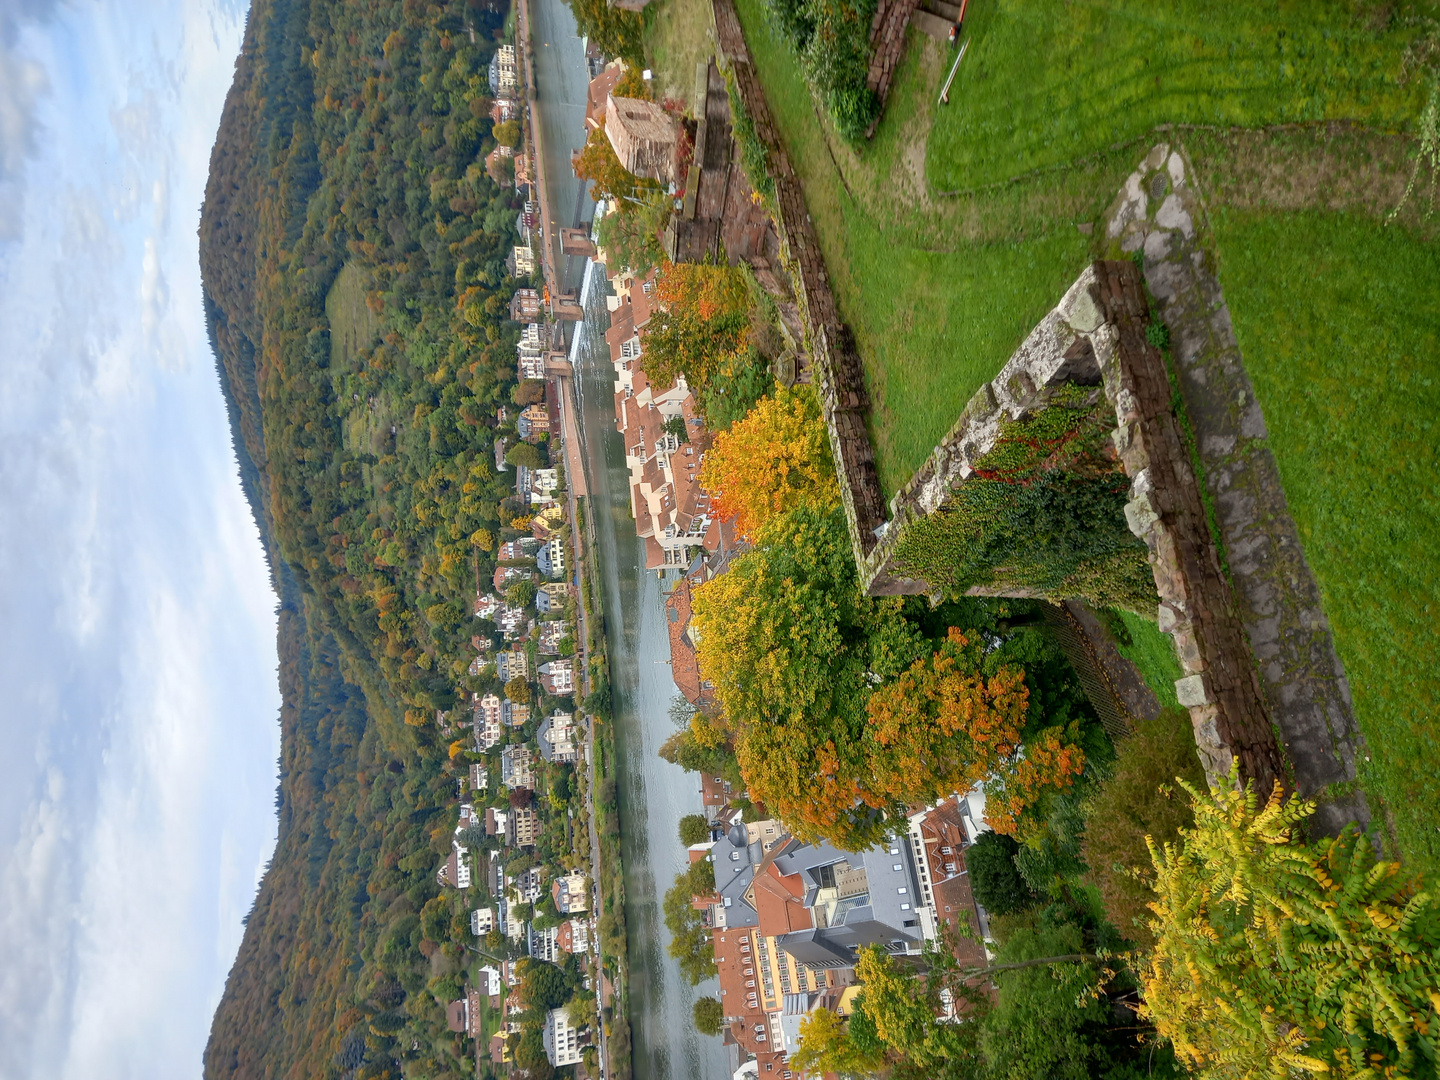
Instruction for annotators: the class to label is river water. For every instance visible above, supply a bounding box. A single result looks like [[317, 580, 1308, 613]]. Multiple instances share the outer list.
[[528, 2, 730, 1077]]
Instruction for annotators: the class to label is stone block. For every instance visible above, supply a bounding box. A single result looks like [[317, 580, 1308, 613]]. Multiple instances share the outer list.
[[1175, 673, 1212, 708]]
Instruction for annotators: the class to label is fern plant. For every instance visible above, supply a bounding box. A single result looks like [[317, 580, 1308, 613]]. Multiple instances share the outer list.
[[1140, 768, 1440, 1079]]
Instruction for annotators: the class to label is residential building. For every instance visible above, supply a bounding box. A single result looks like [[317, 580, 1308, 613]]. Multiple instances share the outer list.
[[485, 807, 508, 841], [446, 997, 469, 1034], [537, 619, 570, 654], [536, 581, 573, 613], [518, 402, 551, 438], [477, 964, 502, 1000], [437, 840, 472, 890], [538, 658, 574, 696], [908, 798, 991, 966], [471, 907, 496, 936], [537, 534, 566, 578], [498, 537, 539, 561], [474, 694, 503, 751], [543, 1006, 583, 1067], [502, 698, 530, 728], [714, 926, 774, 1058], [552, 871, 589, 914], [511, 806, 538, 848], [489, 43, 518, 97], [510, 288, 540, 321], [531, 467, 560, 501], [512, 243, 536, 276], [530, 923, 560, 962], [607, 266, 718, 571], [510, 867, 543, 904], [557, 919, 590, 955], [495, 647, 529, 682], [501, 744, 535, 790], [537, 711, 578, 763], [470, 762, 489, 792]]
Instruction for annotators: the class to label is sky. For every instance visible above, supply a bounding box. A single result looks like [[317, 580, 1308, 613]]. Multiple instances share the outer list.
[[0, 1, 284, 1078]]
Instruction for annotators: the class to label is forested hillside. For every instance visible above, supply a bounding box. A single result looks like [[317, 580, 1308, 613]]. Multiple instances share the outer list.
[[199, 0, 535, 1075]]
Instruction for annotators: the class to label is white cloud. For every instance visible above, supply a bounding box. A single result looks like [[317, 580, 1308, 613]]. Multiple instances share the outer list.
[[0, 0, 274, 1077]]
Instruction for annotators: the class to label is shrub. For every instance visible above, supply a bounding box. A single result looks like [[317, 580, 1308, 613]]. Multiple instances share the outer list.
[[891, 386, 1155, 611], [967, 831, 1035, 915], [1142, 769, 1440, 1078], [1080, 708, 1204, 946], [764, 0, 878, 144]]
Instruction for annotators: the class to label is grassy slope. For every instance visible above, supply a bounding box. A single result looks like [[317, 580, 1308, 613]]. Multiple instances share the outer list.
[[1112, 610, 1184, 711], [927, 0, 1426, 191], [642, 0, 717, 111], [732, 0, 1429, 494], [1208, 208, 1440, 871]]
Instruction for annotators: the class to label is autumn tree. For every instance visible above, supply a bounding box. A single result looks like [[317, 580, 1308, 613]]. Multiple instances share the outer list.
[[1141, 769, 1440, 1079], [505, 675, 532, 704], [698, 384, 839, 538], [692, 504, 1080, 848], [640, 261, 751, 392], [574, 124, 659, 205], [511, 378, 546, 405], [866, 627, 1084, 839]]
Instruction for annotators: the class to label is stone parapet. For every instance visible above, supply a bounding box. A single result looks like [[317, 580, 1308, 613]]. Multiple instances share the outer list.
[[1109, 143, 1367, 834]]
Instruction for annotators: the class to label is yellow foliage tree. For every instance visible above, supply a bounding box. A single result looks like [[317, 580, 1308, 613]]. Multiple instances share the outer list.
[[1141, 768, 1440, 1078], [698, 384, 839, 539]]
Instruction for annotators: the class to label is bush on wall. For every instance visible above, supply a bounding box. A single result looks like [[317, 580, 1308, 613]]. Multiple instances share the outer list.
[[891, 385, 1156, 611]]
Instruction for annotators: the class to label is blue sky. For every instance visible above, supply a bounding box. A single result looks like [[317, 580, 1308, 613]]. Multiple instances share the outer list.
[[0, 1, 282, 1077]]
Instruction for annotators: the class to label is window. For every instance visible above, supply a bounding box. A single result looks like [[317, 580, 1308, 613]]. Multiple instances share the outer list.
[[941, 846, 952, 854], [893, 863, 902, 872], [901, 903, 911, 911], [890, 847, 900, 856], [898, 887, 907, 894]]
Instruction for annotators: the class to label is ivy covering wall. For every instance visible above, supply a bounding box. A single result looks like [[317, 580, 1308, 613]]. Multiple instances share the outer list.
[[890, 386, 1155, 611]]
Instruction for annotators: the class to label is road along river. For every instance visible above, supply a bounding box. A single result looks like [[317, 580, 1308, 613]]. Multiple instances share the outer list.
[[526, 0, 731, 1075]]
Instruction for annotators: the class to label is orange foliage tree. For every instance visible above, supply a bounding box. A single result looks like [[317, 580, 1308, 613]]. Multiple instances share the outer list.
[[866, 628, 1084, 838], [699, 384, 839, 538]]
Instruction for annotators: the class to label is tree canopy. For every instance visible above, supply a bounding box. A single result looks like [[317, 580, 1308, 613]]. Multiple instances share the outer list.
[[698, 384, 839, 539]]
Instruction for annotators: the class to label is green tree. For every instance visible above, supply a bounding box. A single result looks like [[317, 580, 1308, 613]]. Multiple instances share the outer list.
[[1081, 707, 1205, 946], [1142, 768, 1440, 1079], [692, 996, 724, 1036], [594, 188, 668, 273], [678, 814, 710, 846], [967, 832, 1035, 916], [492, 119, 520, 147], [512, 1029, 555, 1079], [505, 578, 537, 609], [505, 441, 543, 470], [518, 959, 573, 1012], [662, 860, 718, 984]]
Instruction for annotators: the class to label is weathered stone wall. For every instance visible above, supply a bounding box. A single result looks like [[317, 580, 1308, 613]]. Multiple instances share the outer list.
[[860, 266, 1119, 594], [1109, 143, 1368, 835], [860, 259, 1288, 799], [712, 0, 889, 556], [866, 0, 922, 104]]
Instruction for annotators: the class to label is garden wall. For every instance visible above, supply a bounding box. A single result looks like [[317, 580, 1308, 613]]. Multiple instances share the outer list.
[[1108, 143, 1368, 836], [712, 0, 890, 557], [860, 260, 1288, 800]]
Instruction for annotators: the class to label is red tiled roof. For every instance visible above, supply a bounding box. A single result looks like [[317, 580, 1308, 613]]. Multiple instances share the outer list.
[[714, 928, 770, 1057], [753, 861, 812, 938]]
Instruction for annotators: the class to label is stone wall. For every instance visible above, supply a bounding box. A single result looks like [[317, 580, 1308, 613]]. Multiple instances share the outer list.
[[1109, 143, 1368, 835], [712, 0, 889, 556], [861, 260, 1288, 799]]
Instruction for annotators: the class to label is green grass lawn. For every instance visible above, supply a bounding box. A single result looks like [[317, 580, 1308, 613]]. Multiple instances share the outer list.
[[642, 0, 718, 112], [730, 0, 1433, 496], [1208, 208, 1440, 873], [929, 0, 1430, 192], [1111, 609, 1184, 711]]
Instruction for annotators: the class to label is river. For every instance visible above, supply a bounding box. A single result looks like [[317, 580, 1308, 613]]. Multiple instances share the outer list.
[[527, 1, 731, 1077]]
